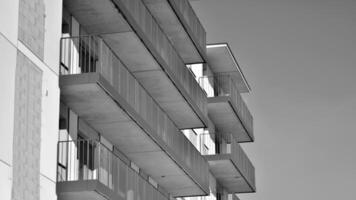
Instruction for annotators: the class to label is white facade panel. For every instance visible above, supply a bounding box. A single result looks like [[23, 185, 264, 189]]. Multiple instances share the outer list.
[[40, 68, 60, 181], [0, 0, 19, 45], [44, 0, 63, 73], [40, 175, 56, 200], [0, 35, 16, 165], [0, 162, 12, 200]]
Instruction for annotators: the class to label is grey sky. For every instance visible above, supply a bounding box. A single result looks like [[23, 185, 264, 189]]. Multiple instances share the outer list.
[[191, 0, 356, 200]]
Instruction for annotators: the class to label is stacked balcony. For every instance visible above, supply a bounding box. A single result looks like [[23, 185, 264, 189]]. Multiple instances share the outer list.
[[59, 35, 209, 196], [63, 0, 209, 129], [200, 134, 256, 193], [143, 0, 207, 63], [207, 44, 250, 93], [199, 74, 253, 142], [57, 139, 170, 200]]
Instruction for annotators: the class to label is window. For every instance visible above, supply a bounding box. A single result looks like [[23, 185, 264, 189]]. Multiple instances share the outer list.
[[215, 136, 221, 154], [216, 193, 222, 200], [79, 39, 98, 73], [77, 135, 95, 171]]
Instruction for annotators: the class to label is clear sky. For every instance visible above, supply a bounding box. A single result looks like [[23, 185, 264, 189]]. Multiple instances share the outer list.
[[191, 0, 356, 200]]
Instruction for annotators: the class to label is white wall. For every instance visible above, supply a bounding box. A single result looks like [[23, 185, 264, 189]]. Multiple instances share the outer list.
[[40, 0, 63, 187], [44, 0, 63, 73], [0, 163, 12, 200], [40, 67, 60, 181], [0, 33, 17, 200], [0, 34, 16, 167], [0, 0, 19, 45], [40, 176, 56, 200]]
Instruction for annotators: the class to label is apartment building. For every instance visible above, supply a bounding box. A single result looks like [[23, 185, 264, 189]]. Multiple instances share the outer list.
[[0, 0, 255, 200]]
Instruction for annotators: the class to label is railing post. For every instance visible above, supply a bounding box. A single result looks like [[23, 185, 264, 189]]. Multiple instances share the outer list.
[[93, 37, 96, 74], [59, 38, 62, 75], [98, 38, 103, 74], [66, 141, 70, 181], [86, 140, 89, 180], [107, 147, 110, 187], [98, 142, 101, 183], [56, 141, 60, 182]]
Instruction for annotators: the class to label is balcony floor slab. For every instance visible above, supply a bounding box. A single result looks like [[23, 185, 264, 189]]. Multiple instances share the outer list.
[[57, 180, 114, 200], [205, 154, 255, 194], [208, 96, 253, 142]]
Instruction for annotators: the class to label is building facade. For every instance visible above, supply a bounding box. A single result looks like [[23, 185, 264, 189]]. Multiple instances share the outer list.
[[0, 0, 255, 200]]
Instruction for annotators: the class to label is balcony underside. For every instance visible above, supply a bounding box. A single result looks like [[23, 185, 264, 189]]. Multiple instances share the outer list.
[[207, 97, 253, 142], [144, 0, 206, 63], [57, 180, 114, 200], [207, 45, 250, 93], [60, 73, 207, 196], [205, 155, 255, 194], [103, 33, 206, 129], [64, 0, 208, 129]]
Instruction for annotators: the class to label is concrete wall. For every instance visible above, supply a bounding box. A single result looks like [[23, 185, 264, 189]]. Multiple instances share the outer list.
[[0, 0, 62, 200]]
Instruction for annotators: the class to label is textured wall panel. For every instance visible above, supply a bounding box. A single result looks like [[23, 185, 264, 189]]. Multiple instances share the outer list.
[[18, 0, 45, 59], [12, 51, 42, 200]]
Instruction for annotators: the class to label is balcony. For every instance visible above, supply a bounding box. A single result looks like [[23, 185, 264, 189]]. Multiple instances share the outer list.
[[199, 74, 253, 142], [207, 44, 250, 93], [178, 192, 239, 200], [57, 139, 170, 200], [229, 194, 240, 200], [143, 0, 207, 63], [200, 134, 256, 193], [63, 0, 208, 129], [59, 36, 209, 196]]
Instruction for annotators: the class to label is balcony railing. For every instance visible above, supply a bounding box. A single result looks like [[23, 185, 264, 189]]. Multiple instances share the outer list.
[[116, 0, 208, 118], [57, 139, 169, 200], [169, 0, 206, 52], [200, 134, 255, 191], [60, 35, 125, 77], [199, 74, 253, 136], [59, 35, 209, 191]]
